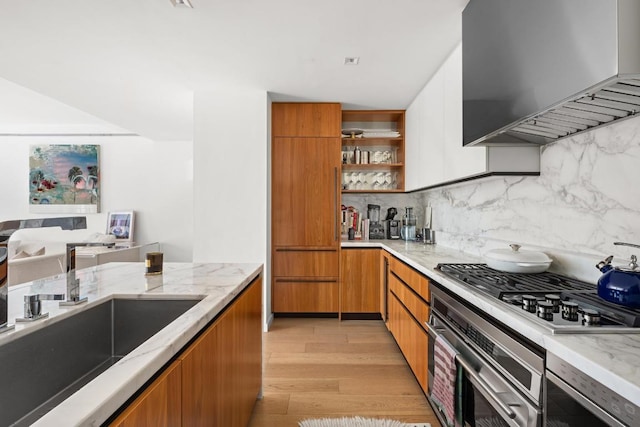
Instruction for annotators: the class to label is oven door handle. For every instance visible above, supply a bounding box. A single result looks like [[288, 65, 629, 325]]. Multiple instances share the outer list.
[[426, 316, 517, 420], [455, 354, 517, 420]]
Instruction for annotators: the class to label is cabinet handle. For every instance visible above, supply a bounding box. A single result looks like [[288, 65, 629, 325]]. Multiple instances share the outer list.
[[334, 167, 339, 241]]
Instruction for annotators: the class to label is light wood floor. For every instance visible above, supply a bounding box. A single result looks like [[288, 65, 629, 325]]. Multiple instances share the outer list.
[[248, 317, 439, 427]]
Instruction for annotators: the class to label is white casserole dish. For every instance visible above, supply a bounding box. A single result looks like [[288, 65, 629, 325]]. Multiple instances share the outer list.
[[485, 244, 552, 273]]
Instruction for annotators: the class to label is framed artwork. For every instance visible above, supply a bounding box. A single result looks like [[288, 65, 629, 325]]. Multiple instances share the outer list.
[[106, 211, 135, 243], [29, 145, 100, 213]]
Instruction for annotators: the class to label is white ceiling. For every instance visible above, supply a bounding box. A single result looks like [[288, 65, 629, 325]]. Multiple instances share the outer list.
[[0, 0, 469, 141]]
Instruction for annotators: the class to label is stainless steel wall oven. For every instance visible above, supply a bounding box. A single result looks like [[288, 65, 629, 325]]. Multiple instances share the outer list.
[[427, 286, 544, 427]]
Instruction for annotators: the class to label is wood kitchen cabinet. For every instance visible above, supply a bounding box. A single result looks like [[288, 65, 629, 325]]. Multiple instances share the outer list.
[[109, 360, 182, 427], [108, 276, 262, 427], [386, 254, 430, 394], [272, 103, 342, 313], [340, 248, 381, 315]]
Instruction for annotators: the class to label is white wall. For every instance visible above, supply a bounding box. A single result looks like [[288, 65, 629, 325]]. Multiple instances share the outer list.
[[0, 136, 194, 262], [193, 87, 270, 329], [192, 88, 268, 264]]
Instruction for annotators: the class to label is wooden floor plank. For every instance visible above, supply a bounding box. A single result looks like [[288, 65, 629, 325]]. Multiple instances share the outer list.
[[248, 318, 438, 427]]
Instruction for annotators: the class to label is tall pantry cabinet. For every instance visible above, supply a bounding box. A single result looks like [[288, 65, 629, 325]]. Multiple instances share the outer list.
[[271, 103, 342, 313]]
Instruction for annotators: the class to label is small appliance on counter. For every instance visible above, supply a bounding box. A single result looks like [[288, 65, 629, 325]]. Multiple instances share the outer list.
[[400, 207, 416, 241], [385, 207, 400, 239], [367, 204, 385, 240]]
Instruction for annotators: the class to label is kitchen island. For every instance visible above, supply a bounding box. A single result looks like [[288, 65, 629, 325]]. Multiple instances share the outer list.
[[343, 240, 640, 409], [1, 261, 262, 426]]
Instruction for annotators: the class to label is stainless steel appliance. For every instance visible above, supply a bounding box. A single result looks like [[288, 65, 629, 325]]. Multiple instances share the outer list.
[[427, 286, 544, 427], [437, 263, 640, 334], [545, 353, 639, 426], [385, 207, 400, 239], [401, 207, 416, 241], [435, 263, 640, 427], [367, 204, 385, 240], [386, 220, 400, 239], [463, 0, 640, 147]]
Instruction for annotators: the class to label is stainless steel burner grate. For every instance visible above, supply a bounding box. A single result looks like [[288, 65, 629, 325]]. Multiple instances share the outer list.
[[437, 263, 594, 298]]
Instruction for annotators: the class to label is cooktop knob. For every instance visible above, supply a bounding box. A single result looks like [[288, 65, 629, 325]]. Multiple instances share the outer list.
[[544, 294, 561, 313], [536, 301, 554, 321], [521, 295, 538, 313], [561, 301, 579, 321], [581, 308, 601, 326]]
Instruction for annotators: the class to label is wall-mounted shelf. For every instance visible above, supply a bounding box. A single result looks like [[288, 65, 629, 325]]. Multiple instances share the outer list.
[[341, 110, 405, 193]]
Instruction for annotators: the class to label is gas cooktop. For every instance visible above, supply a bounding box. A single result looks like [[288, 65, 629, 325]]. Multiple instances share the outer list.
[[437, 263, 640, 334]]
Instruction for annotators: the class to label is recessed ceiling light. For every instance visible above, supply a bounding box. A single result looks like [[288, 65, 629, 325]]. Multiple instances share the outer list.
[[171, 0, 193, 8], [344, 57, 360, 65]]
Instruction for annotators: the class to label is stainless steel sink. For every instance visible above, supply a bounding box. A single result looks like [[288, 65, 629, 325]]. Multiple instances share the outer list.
[[0, 298, 201, 427]]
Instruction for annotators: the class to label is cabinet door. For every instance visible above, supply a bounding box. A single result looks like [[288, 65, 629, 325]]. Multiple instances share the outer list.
[[388, 292, 429, 394], [109, 360, 182, 427], [181, 277, 262, 427], [272, 103, 341, 137], [272, 137, 341, 247], [340, 248, 380, 313]]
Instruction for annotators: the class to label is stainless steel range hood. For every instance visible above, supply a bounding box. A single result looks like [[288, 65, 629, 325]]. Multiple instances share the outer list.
[[463, 0, 640, 146]]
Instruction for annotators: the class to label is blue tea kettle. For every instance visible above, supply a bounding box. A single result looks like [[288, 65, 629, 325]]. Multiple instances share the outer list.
[[596, 242, 640, 308]]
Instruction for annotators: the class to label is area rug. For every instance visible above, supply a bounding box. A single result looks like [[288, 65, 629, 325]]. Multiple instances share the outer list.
[[298, 417, 431, 427]]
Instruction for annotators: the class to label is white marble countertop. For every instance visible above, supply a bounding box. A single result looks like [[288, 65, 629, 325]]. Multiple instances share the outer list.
[[342, 240, 640, 407], [2, 261, 262, 426]]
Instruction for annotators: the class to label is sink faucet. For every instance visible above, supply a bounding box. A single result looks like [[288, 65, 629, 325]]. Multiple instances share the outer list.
[[16, 293, 65, 322], [62, 242, 115, 306]]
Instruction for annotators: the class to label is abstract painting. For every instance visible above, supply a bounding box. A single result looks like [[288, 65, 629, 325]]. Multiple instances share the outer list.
[[29, 145, 100, 213]]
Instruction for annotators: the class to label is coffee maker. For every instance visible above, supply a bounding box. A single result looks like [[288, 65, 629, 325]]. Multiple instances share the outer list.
[[367, 204, 385, 239], [385, 207, 401, 239]]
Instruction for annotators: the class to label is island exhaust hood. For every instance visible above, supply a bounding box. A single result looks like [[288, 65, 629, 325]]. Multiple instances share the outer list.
[[462, 0, 640, 146]]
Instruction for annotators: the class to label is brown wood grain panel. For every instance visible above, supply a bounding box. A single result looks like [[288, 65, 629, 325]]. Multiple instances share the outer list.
[[388, 293, 429, 394], [272, 137, 341, 247], [380, 251, 390, 322], [340, 248, 381, 313], [109, 360, 182, 427], [389, 273, 430, 332], [273, 280, 338, 313], [272, 103, 341, 137], [273, 248, 339, 278], [181, 277, 262, 427], [389, 256, 430, 301]]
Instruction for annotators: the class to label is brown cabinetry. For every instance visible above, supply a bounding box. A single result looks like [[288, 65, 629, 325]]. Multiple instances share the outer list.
[[341, 110, 405, 193], [385, 254, 430, 394], [109, 276, 262, 427], [272, 103, 342, 313], [110, 360, 182, 427], [340, 248, 381, 314]]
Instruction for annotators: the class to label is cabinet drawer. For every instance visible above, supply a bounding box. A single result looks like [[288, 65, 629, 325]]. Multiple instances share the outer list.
[[273, 280, 339, 312], [273, 248, 339, 278], [389, 272, 430, 330], [389, 256, 429, 300]]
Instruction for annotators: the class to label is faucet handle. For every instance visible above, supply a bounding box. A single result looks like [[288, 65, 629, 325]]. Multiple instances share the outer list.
[[17, 293, 65, 322]]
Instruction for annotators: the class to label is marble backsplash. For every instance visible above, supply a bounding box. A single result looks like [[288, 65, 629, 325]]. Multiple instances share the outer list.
[[346, 115, 640, 283]]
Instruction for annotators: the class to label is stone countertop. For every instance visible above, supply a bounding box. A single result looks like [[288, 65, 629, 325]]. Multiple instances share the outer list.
[[342, 240, 640, 407], [2, 262, 262, 426]]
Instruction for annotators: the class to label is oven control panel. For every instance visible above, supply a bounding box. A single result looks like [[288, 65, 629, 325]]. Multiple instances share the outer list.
[[547, 353, 638, 426]]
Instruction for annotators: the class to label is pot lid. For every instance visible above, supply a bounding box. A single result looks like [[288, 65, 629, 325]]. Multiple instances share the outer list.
[[485, 244, 552, 264]]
